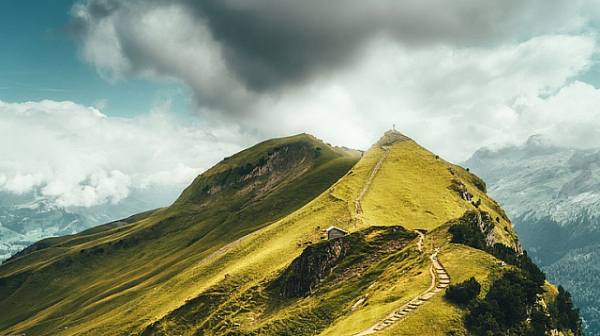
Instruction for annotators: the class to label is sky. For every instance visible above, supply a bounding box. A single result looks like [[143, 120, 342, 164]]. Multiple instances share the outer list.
[[2, 0, 600, 209]]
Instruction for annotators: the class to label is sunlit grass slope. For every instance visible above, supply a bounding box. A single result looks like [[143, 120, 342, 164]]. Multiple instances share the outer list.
[[0, 130, 525, 336], [359, 131, 518, 247], [143, 226, 428, 336], [379, 223, 511, 336], [133, 130, 525, 336], [0, 134, 360, 335]]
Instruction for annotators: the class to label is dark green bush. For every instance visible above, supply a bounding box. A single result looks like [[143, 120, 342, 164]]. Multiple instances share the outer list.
[[550, 286, 584, 336], [465, 270, 541, 335], [445, 277, 481, 305], [448, 223, 485, 250], [447, 211, 584, 336]]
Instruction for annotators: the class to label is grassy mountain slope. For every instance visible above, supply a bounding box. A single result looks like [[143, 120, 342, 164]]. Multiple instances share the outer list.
[[0, 134, 360, 335], [0, 131, 578, 336]]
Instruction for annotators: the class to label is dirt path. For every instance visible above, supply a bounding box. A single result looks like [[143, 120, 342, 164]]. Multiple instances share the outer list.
[[354, 146, 390, 222], [352, 150, 451, 336]]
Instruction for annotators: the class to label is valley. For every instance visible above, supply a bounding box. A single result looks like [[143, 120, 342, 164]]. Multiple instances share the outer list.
[[465, 136, 600, 335]]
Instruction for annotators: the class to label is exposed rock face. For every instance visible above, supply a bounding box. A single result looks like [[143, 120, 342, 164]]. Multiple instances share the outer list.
[[476, 212, 496, 249], [182, 142, 321, 208], [278, 237, 352, 299], [276, 226, 416, 300]]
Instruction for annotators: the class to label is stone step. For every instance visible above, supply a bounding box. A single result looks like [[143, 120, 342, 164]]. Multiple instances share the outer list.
[[422, 293, 434, 300]]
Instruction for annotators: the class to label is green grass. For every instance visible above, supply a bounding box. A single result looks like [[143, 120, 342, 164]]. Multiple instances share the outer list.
[[142, 226, 425, 336], [0, 131, 527, 336], [380, 237, 506, 336], [0, 134, 360, 335], [356, 132, 519, 245]]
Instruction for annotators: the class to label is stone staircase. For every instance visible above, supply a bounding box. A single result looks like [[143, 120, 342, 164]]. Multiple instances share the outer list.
[[370, 252, 450, 333]]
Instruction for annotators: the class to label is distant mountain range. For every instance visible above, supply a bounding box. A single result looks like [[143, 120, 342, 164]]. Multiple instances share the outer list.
[[465, 135, 600, 335], [0, 187, 185, 261]]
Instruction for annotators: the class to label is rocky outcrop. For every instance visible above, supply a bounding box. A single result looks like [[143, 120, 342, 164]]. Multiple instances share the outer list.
[[449, 179, 473, 201], [476, 212, 496, 248], [198, 145, 317, 204], [278, 237, 352, 299], [276, 226, 415, 300]]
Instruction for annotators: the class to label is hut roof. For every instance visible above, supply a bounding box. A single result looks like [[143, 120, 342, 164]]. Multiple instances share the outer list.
[[325, 226, 347, 234]]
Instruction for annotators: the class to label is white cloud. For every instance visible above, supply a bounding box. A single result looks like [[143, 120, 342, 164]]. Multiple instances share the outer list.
[[71, 1, 252, 113], [0, 99, 245, 208], [521, 81, 600, 149], [0, 173, 45, 194], [68, 0, 600, 163], [241, 34, 596, 160]]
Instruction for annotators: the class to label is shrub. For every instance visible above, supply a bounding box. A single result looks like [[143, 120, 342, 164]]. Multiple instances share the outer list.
[[550, 286, 584, 336], [471, 175, 487, 193], [445, 277, 481, 305], [448, 223, 485, 250], [465, 270, 540, 335]]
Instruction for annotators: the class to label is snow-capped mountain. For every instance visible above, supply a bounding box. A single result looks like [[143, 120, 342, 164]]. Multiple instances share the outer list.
[[464, 135, 600, 334], [467, 135, 600, 226]]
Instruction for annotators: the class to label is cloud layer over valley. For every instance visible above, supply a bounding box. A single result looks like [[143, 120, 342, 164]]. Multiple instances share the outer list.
[[0, 99, 242, 208]]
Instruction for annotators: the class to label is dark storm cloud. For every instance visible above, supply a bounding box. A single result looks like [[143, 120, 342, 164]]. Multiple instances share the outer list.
[[87, 0, 121, 18], [178, 0, 561, 91], [70, 0, 121, 38], [182, 0, 371, 91], [66, 0, 600, 162], [72, 0, 575, 92]]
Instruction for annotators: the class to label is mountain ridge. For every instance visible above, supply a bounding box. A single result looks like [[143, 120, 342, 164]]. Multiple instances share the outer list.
[[0, 131, 582, 336]]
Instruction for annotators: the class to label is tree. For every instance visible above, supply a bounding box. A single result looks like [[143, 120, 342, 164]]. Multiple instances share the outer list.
[[445, 277, 481, 305], [530, 305, 552, 336], [448, 222, 485, 250], [550, 286, 584, 336]]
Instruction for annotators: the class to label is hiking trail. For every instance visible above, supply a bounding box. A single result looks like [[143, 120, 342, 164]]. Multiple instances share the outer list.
[[351, 144, 451, 335]]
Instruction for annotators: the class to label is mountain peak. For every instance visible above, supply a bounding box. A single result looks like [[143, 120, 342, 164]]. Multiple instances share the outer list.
[[0, 132, 581, 336], [523, 134, 553, 149], [375, 129, 412, 147]]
